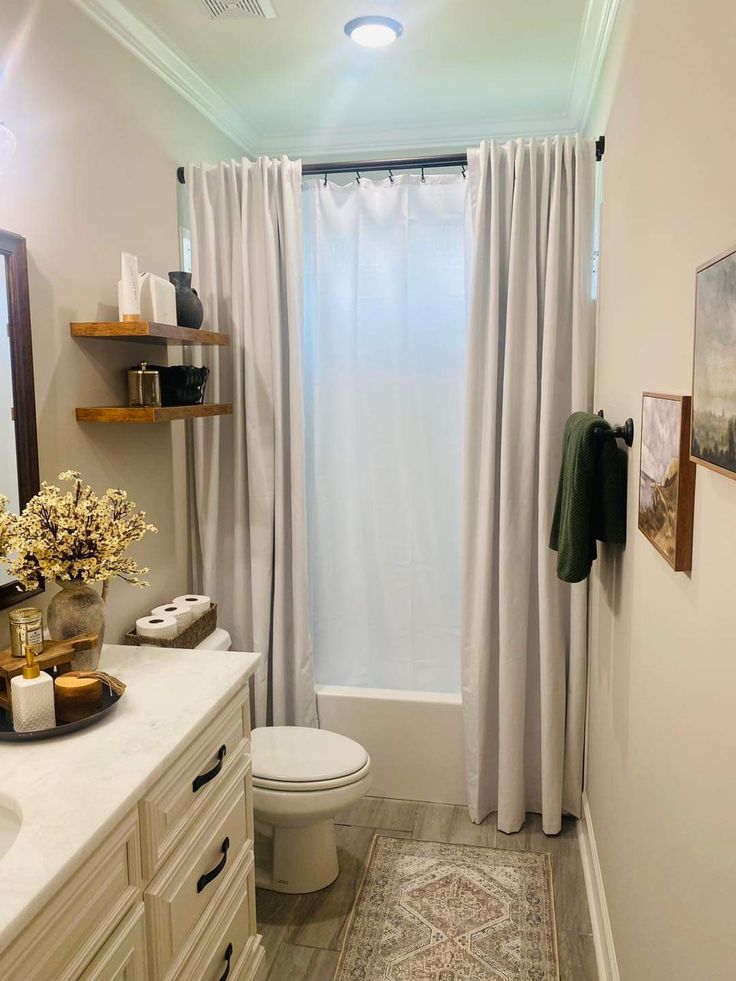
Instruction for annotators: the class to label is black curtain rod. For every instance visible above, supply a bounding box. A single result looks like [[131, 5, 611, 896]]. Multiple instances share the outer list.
[[177, 136, 605, 184], [301, 152, 468, 177]]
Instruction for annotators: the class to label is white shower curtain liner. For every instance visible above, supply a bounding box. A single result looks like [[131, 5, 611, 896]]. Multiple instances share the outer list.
[[302, 174, 468, 693], [186, 156, 318, 729], [461, 136, 596, 834]]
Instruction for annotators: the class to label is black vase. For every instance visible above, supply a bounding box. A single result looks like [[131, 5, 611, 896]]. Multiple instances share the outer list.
[[168, 271, 204, 329]]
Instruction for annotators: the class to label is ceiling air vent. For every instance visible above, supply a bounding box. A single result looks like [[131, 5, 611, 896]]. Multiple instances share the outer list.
[[200, 0, 277, 18]]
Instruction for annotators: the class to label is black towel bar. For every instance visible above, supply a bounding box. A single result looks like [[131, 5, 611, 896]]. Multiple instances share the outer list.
[[595, 410, 635, 447]]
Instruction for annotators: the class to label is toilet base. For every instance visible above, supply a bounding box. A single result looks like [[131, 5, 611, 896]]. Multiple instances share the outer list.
[[255, 818, 339, 894]]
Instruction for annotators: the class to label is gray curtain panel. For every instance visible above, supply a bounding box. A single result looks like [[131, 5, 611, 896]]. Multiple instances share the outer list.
[[462, 136, 596, 833], [186, 156, 317, 729]]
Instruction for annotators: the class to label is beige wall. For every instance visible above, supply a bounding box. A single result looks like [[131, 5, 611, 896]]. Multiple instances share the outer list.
[[0, 0, 240, 642], [586, 1, 736, 978]]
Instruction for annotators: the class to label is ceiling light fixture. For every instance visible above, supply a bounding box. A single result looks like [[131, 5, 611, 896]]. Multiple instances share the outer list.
[[344, 16, 403, 48]]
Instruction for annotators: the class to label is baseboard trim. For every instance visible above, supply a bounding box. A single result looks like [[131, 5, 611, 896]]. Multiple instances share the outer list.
[[577, 791, 620, 981]]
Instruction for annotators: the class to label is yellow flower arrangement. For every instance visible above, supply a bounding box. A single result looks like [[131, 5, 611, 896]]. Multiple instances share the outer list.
[[3, 471, 157, 591], [0, 496, 12, 556]]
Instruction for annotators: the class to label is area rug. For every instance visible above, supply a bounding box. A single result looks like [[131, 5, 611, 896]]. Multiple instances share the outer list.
[[334, 835, 559, 981]]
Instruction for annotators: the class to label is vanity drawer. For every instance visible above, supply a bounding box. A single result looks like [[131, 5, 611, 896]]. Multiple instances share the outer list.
[[80, 903, 148, 980], [145, 754, 252, 981], [173, 849, 261, 981], [0, 810, 142, 981], [227, 939, 266, 981], [140, 693, 250, 879]]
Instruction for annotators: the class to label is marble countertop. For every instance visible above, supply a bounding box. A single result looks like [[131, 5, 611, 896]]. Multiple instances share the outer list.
[[0, 644, 260, 953]]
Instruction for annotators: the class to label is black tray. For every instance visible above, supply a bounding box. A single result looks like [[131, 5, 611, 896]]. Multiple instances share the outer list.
[[0, 687, 123, 741]]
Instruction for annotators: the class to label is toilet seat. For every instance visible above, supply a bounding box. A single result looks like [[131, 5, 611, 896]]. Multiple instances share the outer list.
[[253, 756, 371, 793], [252, 726, 370, 793]]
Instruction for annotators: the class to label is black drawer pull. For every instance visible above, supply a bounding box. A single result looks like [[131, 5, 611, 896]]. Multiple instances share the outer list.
[[217, 942, 234, 981], [192, 745, 227, 793], [197, 837, 230, 894]]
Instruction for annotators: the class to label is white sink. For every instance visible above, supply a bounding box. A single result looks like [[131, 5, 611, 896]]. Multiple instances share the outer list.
[[0, 796, 21, 861]]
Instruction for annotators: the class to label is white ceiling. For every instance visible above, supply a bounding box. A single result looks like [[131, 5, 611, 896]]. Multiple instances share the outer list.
[[72, 0, 620, 158]]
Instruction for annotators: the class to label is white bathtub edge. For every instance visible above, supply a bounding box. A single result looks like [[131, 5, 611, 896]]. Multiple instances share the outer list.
[[315, 683, 461, 705], [315, 684, 467, 806]]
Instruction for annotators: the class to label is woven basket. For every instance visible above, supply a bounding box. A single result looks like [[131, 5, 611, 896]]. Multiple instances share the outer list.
[[125, 603, 218, 649]]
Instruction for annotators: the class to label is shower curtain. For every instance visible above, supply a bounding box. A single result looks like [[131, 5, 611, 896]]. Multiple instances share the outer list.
[[186, 156, 317, 729], [461, 137, 596, 834], [302, 174, 468, 692]]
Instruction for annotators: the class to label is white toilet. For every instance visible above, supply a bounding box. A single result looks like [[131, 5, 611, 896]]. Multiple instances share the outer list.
[[195, 628, 372, 893], [251, 726, 371, 893]]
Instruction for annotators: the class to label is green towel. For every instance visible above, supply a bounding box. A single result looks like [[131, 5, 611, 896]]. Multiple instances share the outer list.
[[549, 412, 628, 583]]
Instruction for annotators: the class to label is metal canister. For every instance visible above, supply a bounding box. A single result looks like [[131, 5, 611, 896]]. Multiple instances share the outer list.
[[128, 362, 161, 408], [9, 607, 44, 658]]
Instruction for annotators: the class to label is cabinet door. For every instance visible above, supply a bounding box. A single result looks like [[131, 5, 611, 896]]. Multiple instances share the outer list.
[[80, 904, 148, 981], [0, 811, 142, 981]]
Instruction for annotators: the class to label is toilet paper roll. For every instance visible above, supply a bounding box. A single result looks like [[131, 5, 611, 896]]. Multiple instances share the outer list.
[[136, 615, 178, 640], [172, 594, 211, 616], [151, 603, 192, 629]]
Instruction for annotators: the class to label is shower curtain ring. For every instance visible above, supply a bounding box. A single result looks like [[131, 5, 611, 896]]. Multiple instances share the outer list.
[[421, 166, 426, 183], [388, 169, 394, 184], [323, 173, 328, 187], [461, 164, 467, 180], [356, 170, 361, 184]]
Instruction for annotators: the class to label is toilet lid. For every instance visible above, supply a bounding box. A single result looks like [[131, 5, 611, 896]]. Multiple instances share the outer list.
[[252, 726, 369, 784]]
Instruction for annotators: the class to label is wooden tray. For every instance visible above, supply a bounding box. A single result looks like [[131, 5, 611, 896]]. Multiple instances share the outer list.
[[125, 603, 217, 649]]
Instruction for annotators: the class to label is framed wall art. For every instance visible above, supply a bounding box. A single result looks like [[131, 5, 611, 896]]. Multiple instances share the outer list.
[[639, 393, 696, 571], [691, 244, 736, 479]]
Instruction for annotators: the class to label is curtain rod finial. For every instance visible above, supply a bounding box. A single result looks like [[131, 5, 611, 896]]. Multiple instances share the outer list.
[[177, 166, 186, 184], [595, 136, 605, 162]]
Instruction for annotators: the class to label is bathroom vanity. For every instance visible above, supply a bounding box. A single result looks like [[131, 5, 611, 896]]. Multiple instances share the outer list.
[[0, 645, 264, 981]]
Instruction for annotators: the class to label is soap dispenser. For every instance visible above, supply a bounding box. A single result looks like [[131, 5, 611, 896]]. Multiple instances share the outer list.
[[11, 642, 56, 733]]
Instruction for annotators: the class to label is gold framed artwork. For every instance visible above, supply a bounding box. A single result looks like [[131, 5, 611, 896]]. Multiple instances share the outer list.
[[638, 394, 696, 571], [691, 244, 736, 479]]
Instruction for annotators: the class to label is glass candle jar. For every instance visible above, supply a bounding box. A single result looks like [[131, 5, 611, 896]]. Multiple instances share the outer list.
[[128, 362, 162, 408], [9, 607, 44, 658]]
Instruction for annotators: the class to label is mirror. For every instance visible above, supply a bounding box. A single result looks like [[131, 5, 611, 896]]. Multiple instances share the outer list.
[[0, 229, 41, 608]]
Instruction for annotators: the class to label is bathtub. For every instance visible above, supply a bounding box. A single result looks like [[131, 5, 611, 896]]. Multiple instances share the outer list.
[[315, 685, 467, 806]]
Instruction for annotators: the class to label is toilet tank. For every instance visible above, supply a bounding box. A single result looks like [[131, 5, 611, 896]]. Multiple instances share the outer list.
[[196, 628, 232, 651]]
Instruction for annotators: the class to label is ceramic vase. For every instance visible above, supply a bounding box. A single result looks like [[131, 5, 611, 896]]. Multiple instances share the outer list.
[[47, 580, 105, 671], [168, 271, 204, 329]]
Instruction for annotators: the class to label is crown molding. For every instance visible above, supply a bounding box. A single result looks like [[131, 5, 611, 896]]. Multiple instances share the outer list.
[[71, 0, 620, 159], [567, 0, 623, 130], [69, 0, 260, 155], [261, 114, 576, 160]]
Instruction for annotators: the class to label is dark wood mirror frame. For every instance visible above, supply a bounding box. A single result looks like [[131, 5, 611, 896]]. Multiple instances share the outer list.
[[0, 229, 42, 609]]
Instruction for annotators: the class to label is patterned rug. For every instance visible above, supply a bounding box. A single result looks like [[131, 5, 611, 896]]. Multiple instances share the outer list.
[[334, 835, 559, 981]]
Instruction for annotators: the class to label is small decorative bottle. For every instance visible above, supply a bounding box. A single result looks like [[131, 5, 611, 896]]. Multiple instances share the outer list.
[[11, 643, 56, 733]]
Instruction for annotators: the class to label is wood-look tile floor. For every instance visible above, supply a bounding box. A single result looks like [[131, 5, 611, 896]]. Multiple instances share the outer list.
[[257, 797, 597, 981]]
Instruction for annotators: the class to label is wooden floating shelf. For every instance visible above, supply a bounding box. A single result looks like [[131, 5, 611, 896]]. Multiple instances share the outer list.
[[75, 404, 233, 424], [70, 320, 230, 347]]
